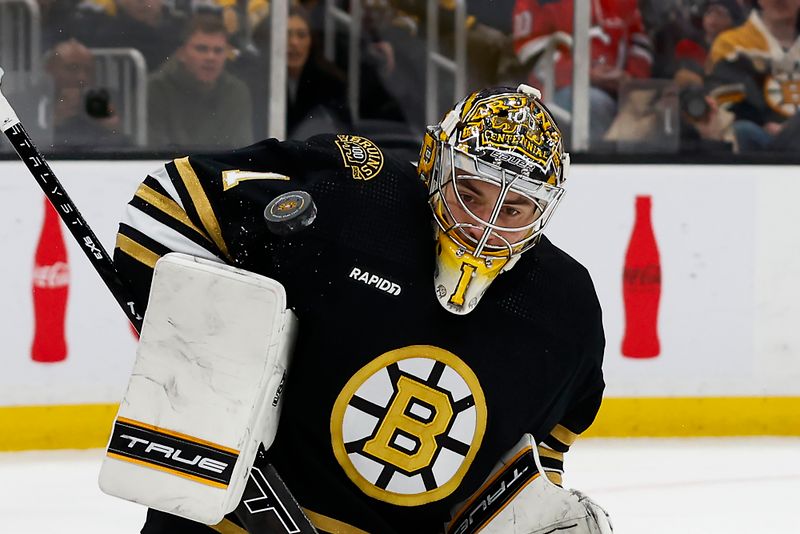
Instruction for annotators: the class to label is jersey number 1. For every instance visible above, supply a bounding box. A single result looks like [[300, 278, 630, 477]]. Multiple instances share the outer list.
[[449, 263, 477, 307]]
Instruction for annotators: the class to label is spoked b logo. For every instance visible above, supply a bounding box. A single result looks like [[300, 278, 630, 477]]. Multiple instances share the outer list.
[[331, 346, 487, 506]]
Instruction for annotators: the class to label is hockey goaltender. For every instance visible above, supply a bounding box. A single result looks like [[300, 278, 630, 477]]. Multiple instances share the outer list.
[[101, 84, 613, 534]]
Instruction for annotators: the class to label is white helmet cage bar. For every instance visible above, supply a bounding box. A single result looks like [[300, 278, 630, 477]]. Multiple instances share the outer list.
[[430, 142, 566, 260]]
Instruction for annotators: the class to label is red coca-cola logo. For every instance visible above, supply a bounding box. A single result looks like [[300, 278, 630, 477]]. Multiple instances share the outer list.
[[623, 265, 661, 285], [32, 261, 70, 288]]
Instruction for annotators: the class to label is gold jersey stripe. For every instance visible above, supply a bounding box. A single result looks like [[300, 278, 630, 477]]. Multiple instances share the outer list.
[[302, 508, 371, 534], [174, 157, 231, 260], [537, 446, 565, 463], [106, 452, 228, 489], [709, 15, 768, 66], [116, 416, 239, 455], [134, 183, 211, 242], [115, 234, 160, 269], [550, 424, 579, 447], [210, 519, 248, 534], [544, 470, 563, 486]]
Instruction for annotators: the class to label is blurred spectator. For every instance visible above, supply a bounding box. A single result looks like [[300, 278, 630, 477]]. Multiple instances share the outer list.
[[78, 0, 116, 15], [74, 0, 186, 72], [465, 0, 516, 34], [639, 0, 686, 79], [37, 0, 82, 50], [284, 6, 351, 138], [707, 0, 800, 151], [603, 80, 681, 152], [297, 0, 406, 125], [388, 0, 522, 87], [352, 0, 521, 131], [511, 0, 653, 148], [673, 0, 745, 88], [643, 0, 754, 78], [147, 14, 253, 148], [242, 5, 351, 140], [213, 0, 269, 36], [739, 0, 758, 11], [678, 84, 739, 152], [639, 0, 683, 34], [44, 39, 129, 149]]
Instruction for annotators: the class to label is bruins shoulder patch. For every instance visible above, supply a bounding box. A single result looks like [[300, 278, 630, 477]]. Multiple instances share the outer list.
[[331, 345, 487, 506], [335, 135, 384, 181]]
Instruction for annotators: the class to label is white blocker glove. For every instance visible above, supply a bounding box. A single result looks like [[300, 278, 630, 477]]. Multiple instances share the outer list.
[[445, 434, 613, 534]]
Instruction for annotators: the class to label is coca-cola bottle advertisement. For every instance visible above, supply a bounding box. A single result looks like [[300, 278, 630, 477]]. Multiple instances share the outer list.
[[621, 195, 661, 358], [31, 198, 70, 363]]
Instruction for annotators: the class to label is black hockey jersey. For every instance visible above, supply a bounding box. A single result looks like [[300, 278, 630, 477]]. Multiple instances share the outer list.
[[115, 134, 605, 534]]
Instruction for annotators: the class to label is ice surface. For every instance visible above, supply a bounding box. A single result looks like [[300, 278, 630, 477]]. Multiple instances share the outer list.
[[1, 437, 798, 533], [566, 437, 800, 534]]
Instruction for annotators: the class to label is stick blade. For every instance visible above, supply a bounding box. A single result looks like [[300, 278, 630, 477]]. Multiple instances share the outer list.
[[234, 463, 318, 533]]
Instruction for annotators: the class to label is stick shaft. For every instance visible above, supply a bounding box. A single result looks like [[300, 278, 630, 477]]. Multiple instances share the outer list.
[[1, 121, 144, 331], [0, 73, 317, 534]]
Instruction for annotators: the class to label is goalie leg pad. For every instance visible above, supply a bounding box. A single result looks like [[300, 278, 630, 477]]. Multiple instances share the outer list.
[[99, 253, 297, 525], [446, 434, 612, 534]]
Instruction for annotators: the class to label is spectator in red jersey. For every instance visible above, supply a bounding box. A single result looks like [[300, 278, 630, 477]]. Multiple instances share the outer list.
[[511, 0, 653, 147], [673, 0, 745, 88]]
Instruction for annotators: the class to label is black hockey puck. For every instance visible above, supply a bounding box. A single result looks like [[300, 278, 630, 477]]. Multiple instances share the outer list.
[[264, 191, 317, 236]]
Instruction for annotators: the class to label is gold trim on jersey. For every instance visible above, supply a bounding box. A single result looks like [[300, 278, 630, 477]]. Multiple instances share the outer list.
[[174, 157, 232, 260], [709, 13, 770, 67], [545, 471, 563, 485], [115, 234, 160, 269], [134, 183, 211, 242], [536, 446, 565, 463], [331, 345, 487, 507], [550, 424, 579, 447], [210, 519, 247, 534], [302, 508, 371, 534]]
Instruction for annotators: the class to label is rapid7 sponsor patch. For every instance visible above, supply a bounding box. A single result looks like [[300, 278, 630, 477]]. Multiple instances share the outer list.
[[349, 266, 402, 296]]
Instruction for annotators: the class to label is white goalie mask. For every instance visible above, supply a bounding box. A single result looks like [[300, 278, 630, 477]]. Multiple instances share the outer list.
[[417, 84, 569, 315]]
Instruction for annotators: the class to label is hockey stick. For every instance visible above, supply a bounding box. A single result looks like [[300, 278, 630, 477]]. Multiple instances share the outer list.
[[0, 67, 317, 534], [0, 72, 145, 332]]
